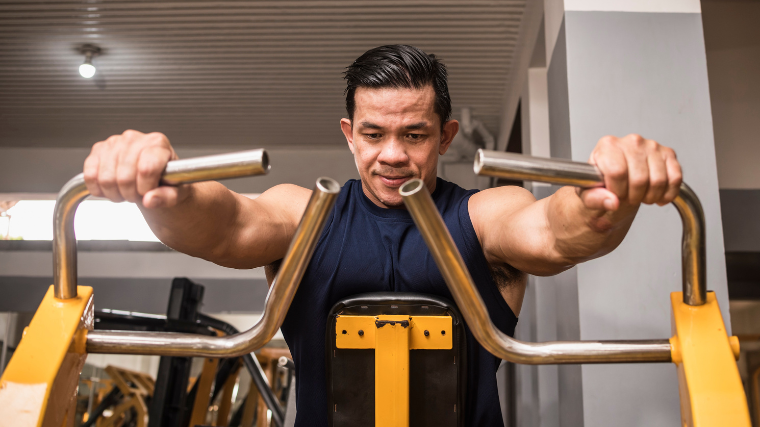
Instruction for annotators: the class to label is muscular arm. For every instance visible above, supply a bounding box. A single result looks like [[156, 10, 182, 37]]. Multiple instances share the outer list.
[[469, 135, 682, 314], [141, 182, 310, 269], [83, 130, 310, 269], [470, 185, 636, 277]]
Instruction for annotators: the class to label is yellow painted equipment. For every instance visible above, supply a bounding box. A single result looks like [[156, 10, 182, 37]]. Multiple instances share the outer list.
[[335, 315, 453, 427], [670, 291, 750, 426], [0, 285, 93, 427]]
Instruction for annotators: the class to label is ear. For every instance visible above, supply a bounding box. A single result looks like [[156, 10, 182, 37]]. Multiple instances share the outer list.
[[340, 118, 355, 155], [439, 119, 459, 155]]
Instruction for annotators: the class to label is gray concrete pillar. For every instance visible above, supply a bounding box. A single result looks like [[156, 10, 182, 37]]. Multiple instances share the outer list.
[[536, 1, 730, 426]]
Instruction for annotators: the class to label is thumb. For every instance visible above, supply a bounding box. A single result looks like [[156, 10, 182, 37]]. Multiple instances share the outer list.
[[578, 188, 619, 212], [142, 185, 188, 209]]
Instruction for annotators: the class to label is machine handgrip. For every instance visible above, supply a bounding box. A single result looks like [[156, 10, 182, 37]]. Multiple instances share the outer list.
[[473, 149, 706, 307], [474, 149, 603, 188], [53, 149, 270, 300]]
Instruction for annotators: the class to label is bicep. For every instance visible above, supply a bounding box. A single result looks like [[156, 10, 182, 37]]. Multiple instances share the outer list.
[[470, 186, 568, 276], [217, 184, 312, 268]]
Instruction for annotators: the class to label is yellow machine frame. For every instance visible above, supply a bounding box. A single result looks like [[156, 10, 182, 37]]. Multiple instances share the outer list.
[[335, 314, 453, 427], [670, 291, 749, 426], [0, 286, 93, 427]]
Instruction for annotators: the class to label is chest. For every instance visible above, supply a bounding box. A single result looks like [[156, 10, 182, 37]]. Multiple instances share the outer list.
[[308, 211, 456, 300]]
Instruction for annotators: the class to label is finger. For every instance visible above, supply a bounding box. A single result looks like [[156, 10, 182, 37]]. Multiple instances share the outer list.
[[591, 138, 629, 202], [660, 151, 683, 205], [142, 185, 188, 209], [642, 149, 667, 205], [136, 145, 174, 197], [115, 144, 143, 203], [83, 144, 104, 198], [97, 141, 125, 203], [620, 141, 650, 205], [579, 187, 619, 212]]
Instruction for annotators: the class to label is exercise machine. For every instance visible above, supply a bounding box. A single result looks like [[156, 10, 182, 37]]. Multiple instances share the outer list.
[[0, 148, 750, 426]]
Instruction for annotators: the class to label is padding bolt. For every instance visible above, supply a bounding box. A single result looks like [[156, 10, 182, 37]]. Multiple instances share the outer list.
[[424, 330, 430, 337], [441, 330, 446, 335], [358, 330, 364, 337], [342, 330, 347, 334]]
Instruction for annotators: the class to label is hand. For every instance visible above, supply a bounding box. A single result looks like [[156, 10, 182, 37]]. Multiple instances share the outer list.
[[83, 130, 185, 209], [579, 134, 682, 213]]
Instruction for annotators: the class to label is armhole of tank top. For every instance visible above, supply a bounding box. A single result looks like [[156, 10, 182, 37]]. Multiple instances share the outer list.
[[459, 192, 519, 323]]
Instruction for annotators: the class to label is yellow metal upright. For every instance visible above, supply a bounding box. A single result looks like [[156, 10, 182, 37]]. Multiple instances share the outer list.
[[374, 315, 411, 427], [670, 291, 750, 427], [0, 285, 94, 427], [335, 313, 452, 427]]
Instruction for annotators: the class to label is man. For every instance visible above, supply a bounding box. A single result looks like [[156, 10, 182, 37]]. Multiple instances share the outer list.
[[84, 45, 682, 426]]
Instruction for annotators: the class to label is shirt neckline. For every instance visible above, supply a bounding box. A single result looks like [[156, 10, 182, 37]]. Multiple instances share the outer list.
[[355, 177, 445, 221]]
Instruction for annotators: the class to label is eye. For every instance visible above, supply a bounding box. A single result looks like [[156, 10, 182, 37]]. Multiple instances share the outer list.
[[407, 133, 424, 140], [365, 133, 382, 140]]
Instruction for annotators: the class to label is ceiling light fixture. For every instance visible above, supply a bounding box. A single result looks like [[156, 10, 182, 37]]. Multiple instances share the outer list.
[[77, 44, 101, 79]]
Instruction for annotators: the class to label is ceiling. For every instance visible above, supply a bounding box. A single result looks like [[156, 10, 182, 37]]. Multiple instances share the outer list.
[[0, 0, 526, 149]]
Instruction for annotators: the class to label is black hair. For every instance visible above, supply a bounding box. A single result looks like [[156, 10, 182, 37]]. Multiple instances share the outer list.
[[343, 45, 452, 129]]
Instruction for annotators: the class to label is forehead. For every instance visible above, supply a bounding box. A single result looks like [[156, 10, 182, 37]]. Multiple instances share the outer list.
[[353, 85, 436, 124]]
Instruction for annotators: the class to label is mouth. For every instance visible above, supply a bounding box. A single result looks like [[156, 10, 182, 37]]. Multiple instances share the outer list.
[[377, 175, 413, 188]]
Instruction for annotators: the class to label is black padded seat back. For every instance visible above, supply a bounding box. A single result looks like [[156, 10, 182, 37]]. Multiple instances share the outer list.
[[326, 292, 466, 427]]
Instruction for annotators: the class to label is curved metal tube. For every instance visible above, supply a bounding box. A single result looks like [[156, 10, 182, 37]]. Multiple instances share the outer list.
[[400, 178, 672, 364], [53, 149, 270, 300], [474, 149, 706, 306], [86, 177, 340, 356]]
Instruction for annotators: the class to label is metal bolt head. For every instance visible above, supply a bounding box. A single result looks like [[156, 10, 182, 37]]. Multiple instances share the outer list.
[[424, 330, 430, 337], [358, 330, 364, 337], [342, 330, 347, 334], [441, 330, 446, 335]]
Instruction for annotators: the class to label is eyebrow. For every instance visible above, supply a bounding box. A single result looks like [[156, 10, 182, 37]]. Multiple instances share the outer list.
[[404, 122, 428, 130], [358, 121, 429, 130], [359, 121, 383, 130]]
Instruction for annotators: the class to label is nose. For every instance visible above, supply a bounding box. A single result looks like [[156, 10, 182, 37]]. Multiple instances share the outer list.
[[377, 137, 409, 167]]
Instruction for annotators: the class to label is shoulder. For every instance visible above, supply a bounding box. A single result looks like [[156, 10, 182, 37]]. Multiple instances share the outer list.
[[469, 185, 535, 215], [468, 185, 535, 236], [254, 183, 313, 226]]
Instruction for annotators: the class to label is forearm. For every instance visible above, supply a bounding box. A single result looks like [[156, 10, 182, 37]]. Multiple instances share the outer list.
[[139, 181, 249, 265], [546, 186, 638, 265]]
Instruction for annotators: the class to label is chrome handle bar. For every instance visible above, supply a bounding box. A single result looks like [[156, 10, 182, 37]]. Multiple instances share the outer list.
[[398, 150, 706, 364], [473, 149, 705, 306], [400, 178, 672, 364], [54, 149, 270, 300], [86, 176, 340, 357]]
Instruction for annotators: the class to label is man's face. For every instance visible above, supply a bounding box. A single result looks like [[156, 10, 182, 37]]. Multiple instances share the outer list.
[[340, 85, 458, 208]]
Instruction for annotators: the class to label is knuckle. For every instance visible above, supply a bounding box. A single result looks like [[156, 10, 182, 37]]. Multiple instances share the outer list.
[[116, 172, 133, 187], [137, 160, 158, 177], [146, 132, 169, 145], [99, 171, 116, 188], [122, 129, 140, 138], [599, 135, 617, 147], [606, 164, 627, 179], [629, 175, 648, 188], [650, 176, 667, 189]]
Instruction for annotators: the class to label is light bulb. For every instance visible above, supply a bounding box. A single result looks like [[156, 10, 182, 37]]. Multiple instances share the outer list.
[[79, 63, 96, 78]]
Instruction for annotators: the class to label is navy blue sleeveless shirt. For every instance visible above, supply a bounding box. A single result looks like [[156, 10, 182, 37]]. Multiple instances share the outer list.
[[280, 178, 518, 426]]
